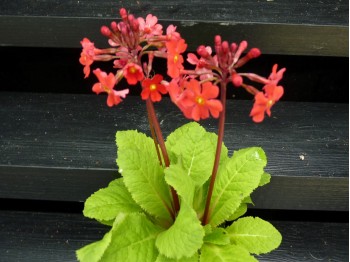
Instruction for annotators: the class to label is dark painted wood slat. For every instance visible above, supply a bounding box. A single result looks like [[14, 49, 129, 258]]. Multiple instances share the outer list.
[[0, 92, 348, 210], [0, 210, 348, 261], [0, 0, 348, 56], [0, 16, 348, 56], [1, 0, 348, 26]]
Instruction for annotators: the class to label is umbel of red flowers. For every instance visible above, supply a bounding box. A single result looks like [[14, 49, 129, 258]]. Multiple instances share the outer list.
[[79, 8, 286, 224]]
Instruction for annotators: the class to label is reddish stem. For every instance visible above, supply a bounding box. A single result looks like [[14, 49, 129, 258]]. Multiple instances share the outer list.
[[146, 99, 180, 215], [147, 107, 163, 166], [202, 81, 227, 225]]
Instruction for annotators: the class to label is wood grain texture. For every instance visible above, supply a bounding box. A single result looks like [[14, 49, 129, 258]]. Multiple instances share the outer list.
[[1, 0, 348, 25], [0, 0, 348, 56], [0, 92, 348, 210], [0, 210, 348, 261]]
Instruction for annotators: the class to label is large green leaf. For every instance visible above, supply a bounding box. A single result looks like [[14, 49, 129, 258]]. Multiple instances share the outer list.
[[200, 244, 258, 262], [77, 213, 163, 262], [165, 122, 226, 187], [203, 227, 230, 246], [226, 216, 282, 255], [116, 130, 173, 221], [156, 201, 205, 260], [83, 178, 142, 223], [226, 203, 247, 222], [76, 229, 112, 262], [102, 213, 163, 261], [209, 147, 266, 227], [164, 163, 195, 205]]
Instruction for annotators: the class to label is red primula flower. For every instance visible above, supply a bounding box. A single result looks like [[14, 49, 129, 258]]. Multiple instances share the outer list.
[[123, 63, 144, 85], [181, 79, 223, 121], [141, 74, 167, 102], [166, 39, 187, 78], [138, 14, 163, 38], [79, 38, 101, 78], [250, 84, 284, 123], [92, 69, 129, 107], [166, 25, 181, 40]]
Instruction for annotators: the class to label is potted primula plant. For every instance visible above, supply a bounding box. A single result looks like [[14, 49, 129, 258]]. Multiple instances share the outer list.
[[77, 7, 286, 262]]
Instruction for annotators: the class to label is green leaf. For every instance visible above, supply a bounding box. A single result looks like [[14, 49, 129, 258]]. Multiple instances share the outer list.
[[165, 122, 224, 187], [83, 178, 142, 223], [204, 227, 230, 246], [226, 203, 247, 221], [101, 213, 163, 261], [200, 244, 258, 262], [156, 253, 199, 262], [209, 147, 266, 227], [116, 130, 173, 221], [156, 201, 205, 260], [76, 228, 112, 262], [243, 196, 253, 204], [164, 163, 195, 205], [226, 216, 282, 255], [259, 172, 271, 187], [193, 181, 209, 219]]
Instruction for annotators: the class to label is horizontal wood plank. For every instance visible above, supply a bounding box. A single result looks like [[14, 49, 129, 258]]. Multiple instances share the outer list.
[[0, 0, 348, 56], [0, 92, 348, 211], [1, 0, 348, 25], [0, 210, 348, 261]]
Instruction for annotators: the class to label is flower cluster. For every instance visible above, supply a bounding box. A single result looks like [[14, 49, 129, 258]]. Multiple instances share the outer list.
[[79, 8, 286, 122]]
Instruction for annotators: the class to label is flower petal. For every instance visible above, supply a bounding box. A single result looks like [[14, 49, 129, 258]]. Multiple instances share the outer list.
[[201, 82, 219, 99]]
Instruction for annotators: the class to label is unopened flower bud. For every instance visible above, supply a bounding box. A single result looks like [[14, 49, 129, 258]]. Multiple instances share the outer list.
[[214, 35, 222, 45], [230, 43, 237, 53], [233, 40, 248, 64], [128, 14, 135, 24], [132, 19, 139, 32], [214, 35, 222, 56], [232, 73, 243, 87], [119, 8, 128, 20], [110, 21, 119, 32], [101, 26, 112, 37], [197, 45, 209, 58], [247, 48, 261, 58], [236, 41, 248, 56], [221, 41, 229, 53], [118, 22, 128, 35]]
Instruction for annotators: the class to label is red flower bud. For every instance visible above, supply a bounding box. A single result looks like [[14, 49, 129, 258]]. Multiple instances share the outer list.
[[248, 48, 261, 59], [101, 26, 112, 37], [232, 73, 243, 87], [119, 8, 128, 20], [221, 41, 229, 53], [197, 45, 209, 58], [110, 21, 119, 33], [230, 43, 237, 53], [214, 35, 222, 45]]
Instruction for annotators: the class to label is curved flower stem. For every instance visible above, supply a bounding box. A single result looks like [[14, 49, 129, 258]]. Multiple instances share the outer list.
[[202, 81, 227, 225], [147, 107, 163, 166], [146, 99, 180, 216]]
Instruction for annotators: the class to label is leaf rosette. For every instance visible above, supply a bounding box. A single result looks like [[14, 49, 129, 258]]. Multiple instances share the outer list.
[[77, 122, 281, 262]]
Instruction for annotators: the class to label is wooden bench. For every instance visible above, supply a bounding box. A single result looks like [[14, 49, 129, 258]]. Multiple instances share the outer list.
[[0, 1, 348, 261]]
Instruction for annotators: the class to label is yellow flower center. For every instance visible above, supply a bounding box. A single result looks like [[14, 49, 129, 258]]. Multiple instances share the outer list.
[[196, 96, 205, 105], [150, 84, 157, 91], [129, 67, 136, 74], [174, 54, 179, 63], [267, 100, 274, 107]]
